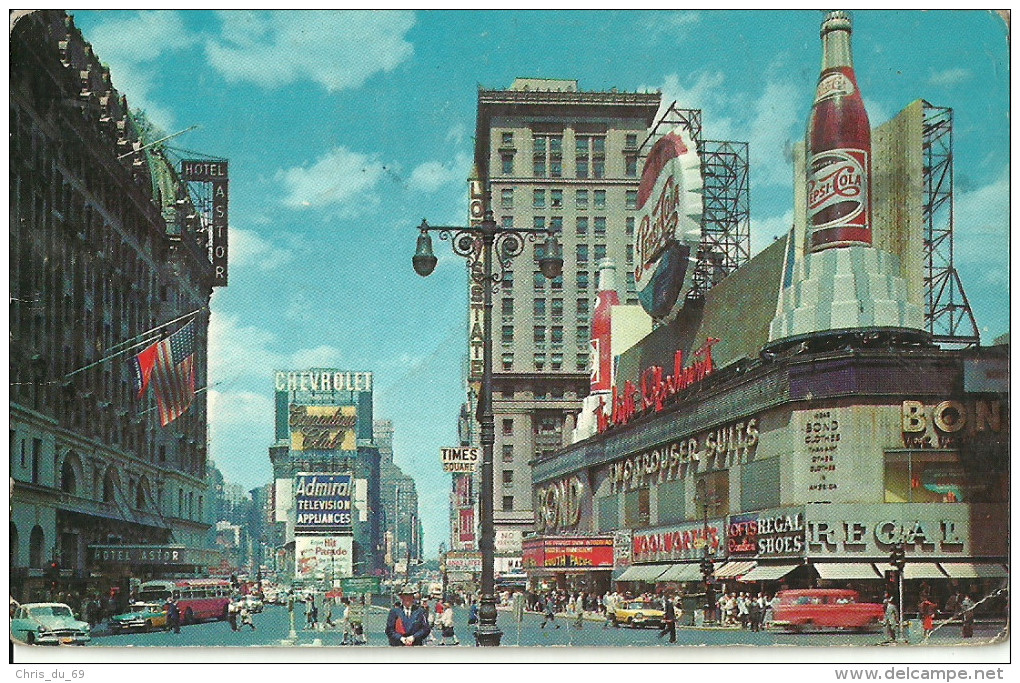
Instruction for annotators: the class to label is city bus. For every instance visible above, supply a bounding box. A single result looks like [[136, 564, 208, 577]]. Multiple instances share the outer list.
[[137, 578, 232, 625]]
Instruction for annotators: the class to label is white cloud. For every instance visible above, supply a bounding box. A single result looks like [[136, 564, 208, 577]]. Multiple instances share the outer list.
[[207, 312, 345, 383], [952, 169, 1009, 280], [639, 11, 701, 38], [407, 153, 471, 193], [277, 146, 386, 209], [207, 390, 274, 427], [79, 10, 198, 129], [229, 226, 293, 270], [750, 209, 795, 257], [205, 10, 415, 91], [647, 71, 803, 189], [928, 67, 971, 88]]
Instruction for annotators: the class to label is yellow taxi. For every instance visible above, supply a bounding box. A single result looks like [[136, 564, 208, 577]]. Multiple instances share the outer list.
[[611, 599, 665, 628]]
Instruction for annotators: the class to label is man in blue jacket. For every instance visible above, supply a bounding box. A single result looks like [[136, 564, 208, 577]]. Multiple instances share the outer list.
[[385, 584, 431, 646]]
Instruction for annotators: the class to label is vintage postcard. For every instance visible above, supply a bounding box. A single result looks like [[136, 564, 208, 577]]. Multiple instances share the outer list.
[[9, 8, 1010, 676]]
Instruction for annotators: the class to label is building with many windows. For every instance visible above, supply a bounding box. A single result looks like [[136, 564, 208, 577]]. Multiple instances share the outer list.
[[374, 420, 423, 574], [461, 78, 661, 571], [10, 11, 221, 601]]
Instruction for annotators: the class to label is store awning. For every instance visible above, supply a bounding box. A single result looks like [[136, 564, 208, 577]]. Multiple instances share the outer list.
[[658, 563, 703, 582], [714, 561, 757, 579], [616, 564, 670, 582], [739, 564, 800, 582], [876, 563, 947, 580], [938, 563, 1009, 579], [813, 563, 880, 580]]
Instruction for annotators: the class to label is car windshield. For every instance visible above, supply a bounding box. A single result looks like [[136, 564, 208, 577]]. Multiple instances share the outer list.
[[628, 602, 656, 609], [130, 603, 158, 613], [29, 605, 72, 619]]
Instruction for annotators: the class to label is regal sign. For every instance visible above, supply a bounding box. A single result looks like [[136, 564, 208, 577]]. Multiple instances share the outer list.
[[597, 338, 719, 433], [634, 125, 702, 322]]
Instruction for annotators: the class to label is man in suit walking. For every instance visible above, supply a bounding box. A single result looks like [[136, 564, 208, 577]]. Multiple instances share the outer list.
[[385, 584, 431, 646], [659, 593, 677, 643]]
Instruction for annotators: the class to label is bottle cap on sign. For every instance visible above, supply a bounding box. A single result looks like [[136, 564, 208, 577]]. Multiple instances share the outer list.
[[821, 10, 852, 35]]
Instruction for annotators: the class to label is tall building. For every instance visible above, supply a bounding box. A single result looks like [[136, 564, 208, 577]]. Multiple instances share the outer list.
[[465, 78, 661, 567], [269, 369, 384, 583], [10, 11, 221, 601], [374, 419, 422, 573]]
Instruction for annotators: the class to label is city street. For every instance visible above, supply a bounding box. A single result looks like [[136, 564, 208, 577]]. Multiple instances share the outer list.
[[87, 603, 1004, 649]]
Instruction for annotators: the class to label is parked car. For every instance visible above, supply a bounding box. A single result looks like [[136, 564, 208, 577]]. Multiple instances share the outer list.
[[110, 602, 168, 633], [770, 589, 884, 632], [612, 600, 665, 628], [10, 602, 91, 645]]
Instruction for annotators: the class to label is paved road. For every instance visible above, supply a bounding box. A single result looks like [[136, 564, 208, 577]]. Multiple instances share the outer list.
[[87, 602, 1006, 649]]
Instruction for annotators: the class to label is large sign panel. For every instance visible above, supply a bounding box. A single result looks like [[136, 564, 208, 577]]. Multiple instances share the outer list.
[[727, 508, 805, 558], [804, 503, 1000, 558], [522, 537, 614, 570], [294, 535, 353, 580], [634, 125, 703, 322], [441, 446, 480, 473], [289, 405, 357, 451], [294, 472, 353, 533], [181, 159, 228, 287], [632, 520, 724, 563], [446, 551, 482, 573]]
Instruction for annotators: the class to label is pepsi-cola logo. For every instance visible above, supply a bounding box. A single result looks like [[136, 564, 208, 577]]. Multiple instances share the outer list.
[[807, 148, 867, 223], [814, 72, 855, 103]]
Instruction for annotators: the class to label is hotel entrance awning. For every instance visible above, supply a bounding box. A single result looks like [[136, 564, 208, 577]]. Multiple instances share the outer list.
[[813, 563, 880, 580], [739, 563, 800, 581]]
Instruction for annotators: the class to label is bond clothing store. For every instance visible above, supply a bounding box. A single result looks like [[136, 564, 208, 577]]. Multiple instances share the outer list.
[[534, 340, 1008, 612]]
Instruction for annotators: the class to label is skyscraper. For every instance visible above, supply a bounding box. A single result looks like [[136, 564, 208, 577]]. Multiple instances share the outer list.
[[468, 78, 661, 561]]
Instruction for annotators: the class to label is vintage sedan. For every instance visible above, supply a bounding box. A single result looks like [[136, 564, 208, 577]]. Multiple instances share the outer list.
[[771, 589, 884, 632], [110, 601, 169, 633], [10, 603, 91, 645], [612, 600, 665, 628]]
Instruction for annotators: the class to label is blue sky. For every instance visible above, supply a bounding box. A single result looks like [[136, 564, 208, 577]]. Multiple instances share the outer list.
[[70, 10, 1010, 558]]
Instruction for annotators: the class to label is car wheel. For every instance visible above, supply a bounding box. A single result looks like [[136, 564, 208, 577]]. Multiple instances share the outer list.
[[145, 620, 153, 632], [26, 632, 35, 646], [184, 608, 194, 626]]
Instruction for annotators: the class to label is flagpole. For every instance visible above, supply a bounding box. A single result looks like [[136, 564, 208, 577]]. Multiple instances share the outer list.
[[137, 383, 217, 417], [104, 308, 204, 355], [63, 309, 203, 379]]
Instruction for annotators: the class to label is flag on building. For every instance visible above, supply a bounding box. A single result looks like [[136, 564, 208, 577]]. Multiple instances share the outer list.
[[132, 321, 197, 426]]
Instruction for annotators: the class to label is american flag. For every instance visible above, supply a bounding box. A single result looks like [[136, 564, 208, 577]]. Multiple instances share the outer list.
[[132, 321, 197, 426]]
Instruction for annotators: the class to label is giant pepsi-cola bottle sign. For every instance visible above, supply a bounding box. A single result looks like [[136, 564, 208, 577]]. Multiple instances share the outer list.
[[806, 13, 872, 252]]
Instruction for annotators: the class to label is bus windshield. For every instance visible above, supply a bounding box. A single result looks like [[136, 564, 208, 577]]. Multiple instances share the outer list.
[[139, 588, 170, 603]]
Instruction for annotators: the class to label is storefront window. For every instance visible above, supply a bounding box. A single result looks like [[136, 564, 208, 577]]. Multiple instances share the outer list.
[[884, 451, 1001, 503], [624, 488, 650, 527]]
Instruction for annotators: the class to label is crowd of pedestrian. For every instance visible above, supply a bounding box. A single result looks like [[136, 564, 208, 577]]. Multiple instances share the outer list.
[[712, 592, 777, 630]]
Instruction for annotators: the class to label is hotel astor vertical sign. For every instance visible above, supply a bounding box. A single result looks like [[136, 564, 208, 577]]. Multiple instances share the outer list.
[[181, 160, 229, 287]]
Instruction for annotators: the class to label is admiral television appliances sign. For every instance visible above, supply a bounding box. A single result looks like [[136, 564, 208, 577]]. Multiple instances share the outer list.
[[294, 472, 353, 532]]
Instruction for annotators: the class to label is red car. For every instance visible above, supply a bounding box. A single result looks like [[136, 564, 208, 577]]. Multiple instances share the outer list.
[[771, 589, 884, 632]]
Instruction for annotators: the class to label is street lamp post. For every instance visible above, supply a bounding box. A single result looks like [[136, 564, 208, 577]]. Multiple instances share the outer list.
[[413, 209, 562, 646]]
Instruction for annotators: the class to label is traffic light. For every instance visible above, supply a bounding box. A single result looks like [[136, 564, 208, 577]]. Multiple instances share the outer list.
[[700, 557, 714, 582], [46, 561, 60, 591], [889, 543, 906, 571]]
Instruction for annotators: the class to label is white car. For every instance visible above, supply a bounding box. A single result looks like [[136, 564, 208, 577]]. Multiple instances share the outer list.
[[11, 603, 91, 645]]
